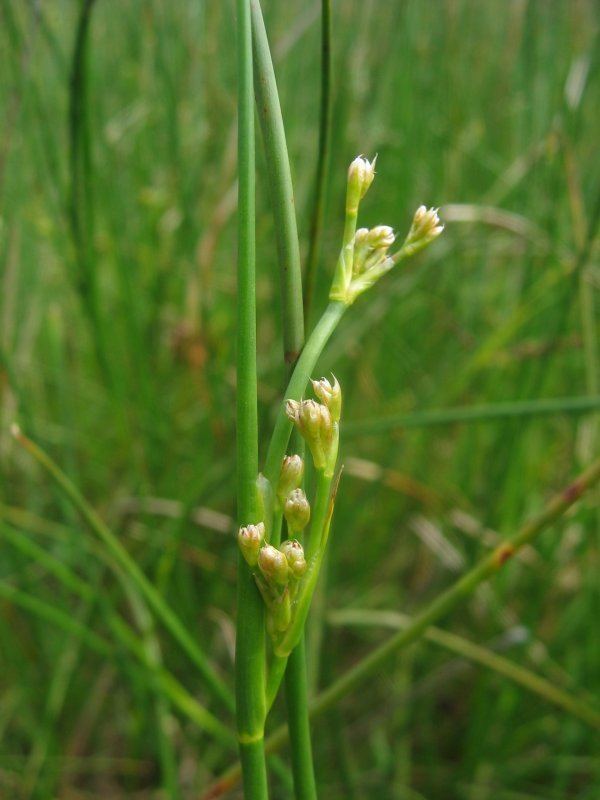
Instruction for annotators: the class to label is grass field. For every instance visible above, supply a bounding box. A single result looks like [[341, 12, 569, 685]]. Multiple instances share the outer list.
[[1, 1, 599, 797]]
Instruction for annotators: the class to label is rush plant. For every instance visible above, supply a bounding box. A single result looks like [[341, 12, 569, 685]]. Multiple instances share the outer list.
[[5, 3, 600, 800]]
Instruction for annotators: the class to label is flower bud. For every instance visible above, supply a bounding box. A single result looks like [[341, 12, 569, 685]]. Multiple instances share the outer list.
[[405, 206, 443, 248], [280, 539, 307, 578], [346, 155, 377, 212], [366, 225, 395, 250], [286, 399, 334, 471], [258, 544, 289, 585], [352, 228, 371, 274], [283, 488, 311, 534], [237, 522, 265, 567], [311, 375, 342, 422], [277, 454, 304, 506]]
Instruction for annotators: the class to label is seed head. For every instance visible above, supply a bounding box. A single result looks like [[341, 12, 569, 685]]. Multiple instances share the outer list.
[[258, 544, 289, 586], [280, 539, 307, 578], [237, 522, 265, 567], [311, 375, 342, 422], [283, 488, 311, 534]]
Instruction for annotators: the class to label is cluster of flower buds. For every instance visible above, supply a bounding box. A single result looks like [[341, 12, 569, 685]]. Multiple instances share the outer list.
[[352, 226, 396, 276], [252, 537, 308, 634], [330, 155, 444, 305], [398, 205, 444, 258]]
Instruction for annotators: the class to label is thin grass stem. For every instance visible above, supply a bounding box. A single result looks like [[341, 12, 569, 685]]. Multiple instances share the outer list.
[[251, 0, 304, 366], [235, 0, 269, 795], [303, 0, 333, 324]]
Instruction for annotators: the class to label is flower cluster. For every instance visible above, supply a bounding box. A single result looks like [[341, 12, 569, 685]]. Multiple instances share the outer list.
[[237, 377, 343, 648], [330, 156, 444, 305]]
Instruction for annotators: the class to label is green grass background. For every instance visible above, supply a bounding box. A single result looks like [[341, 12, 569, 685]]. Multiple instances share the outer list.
[[1, 0, 599, 797]]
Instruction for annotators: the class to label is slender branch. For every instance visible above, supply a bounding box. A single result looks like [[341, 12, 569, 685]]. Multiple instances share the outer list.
[[10, 426, 234, 713], [344, 394, 600, 437], [304, 0, 333, 323], [328, 608, 600, 729], [235, 0, 269, 796], [203, 455, 600, 797], [251, 0, 304, 365]]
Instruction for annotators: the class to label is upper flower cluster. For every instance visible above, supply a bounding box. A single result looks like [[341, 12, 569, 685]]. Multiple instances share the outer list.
[[330, 156, 444, 305]]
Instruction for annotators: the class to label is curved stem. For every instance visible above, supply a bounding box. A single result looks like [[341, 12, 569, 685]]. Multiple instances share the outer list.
[[235, 0, 268, 795], [304, 0, 333, 324], [251, 0, 304, 365], [264, 300, 346, 488]]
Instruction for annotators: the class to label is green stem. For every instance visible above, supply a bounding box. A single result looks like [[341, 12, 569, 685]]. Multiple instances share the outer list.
[[264, 300, 346, 488], [285, 638, 318, 800], [203, 455, 600, 798], [304, 0, 333, 324], [328, 608, 600, 729], [344, 394, 600, 437], [235, 0, 268, 796], [68, 0, 110, 381], [11, 427, 233, 712], [250, 0, 304, 365]]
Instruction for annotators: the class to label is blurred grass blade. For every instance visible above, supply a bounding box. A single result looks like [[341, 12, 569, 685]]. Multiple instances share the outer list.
[[345, 395, 600, 437], [11, 426, 234, 713], [328, 608, 600, 729], [0, 524, 236, 748]]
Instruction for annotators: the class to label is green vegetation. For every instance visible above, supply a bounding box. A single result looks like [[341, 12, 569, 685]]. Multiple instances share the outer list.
[[1, 1, 599, 798]]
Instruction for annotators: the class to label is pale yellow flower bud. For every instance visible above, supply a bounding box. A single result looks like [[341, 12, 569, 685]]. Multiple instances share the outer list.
[[311, 375, 342, 422], [405, 206, 444, 248], [280, 539, 307, 578], [366, 225, 395, 249], [237, 522, 265, 567], [346, 155, 377, 212], [277, 454, 304, 506], [283, 488, 311, 534], [285, 398, 335, 472], [258, 544, 289, 586]]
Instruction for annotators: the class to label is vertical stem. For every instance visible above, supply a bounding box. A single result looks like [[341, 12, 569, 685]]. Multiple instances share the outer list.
[[285, 639, 318, 800], [235, 0, 268, 796], [249, 5, 322, 793], [68, 0, 110, 381], [251, 0, 304, 365], [304, 0, 333, 324]]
